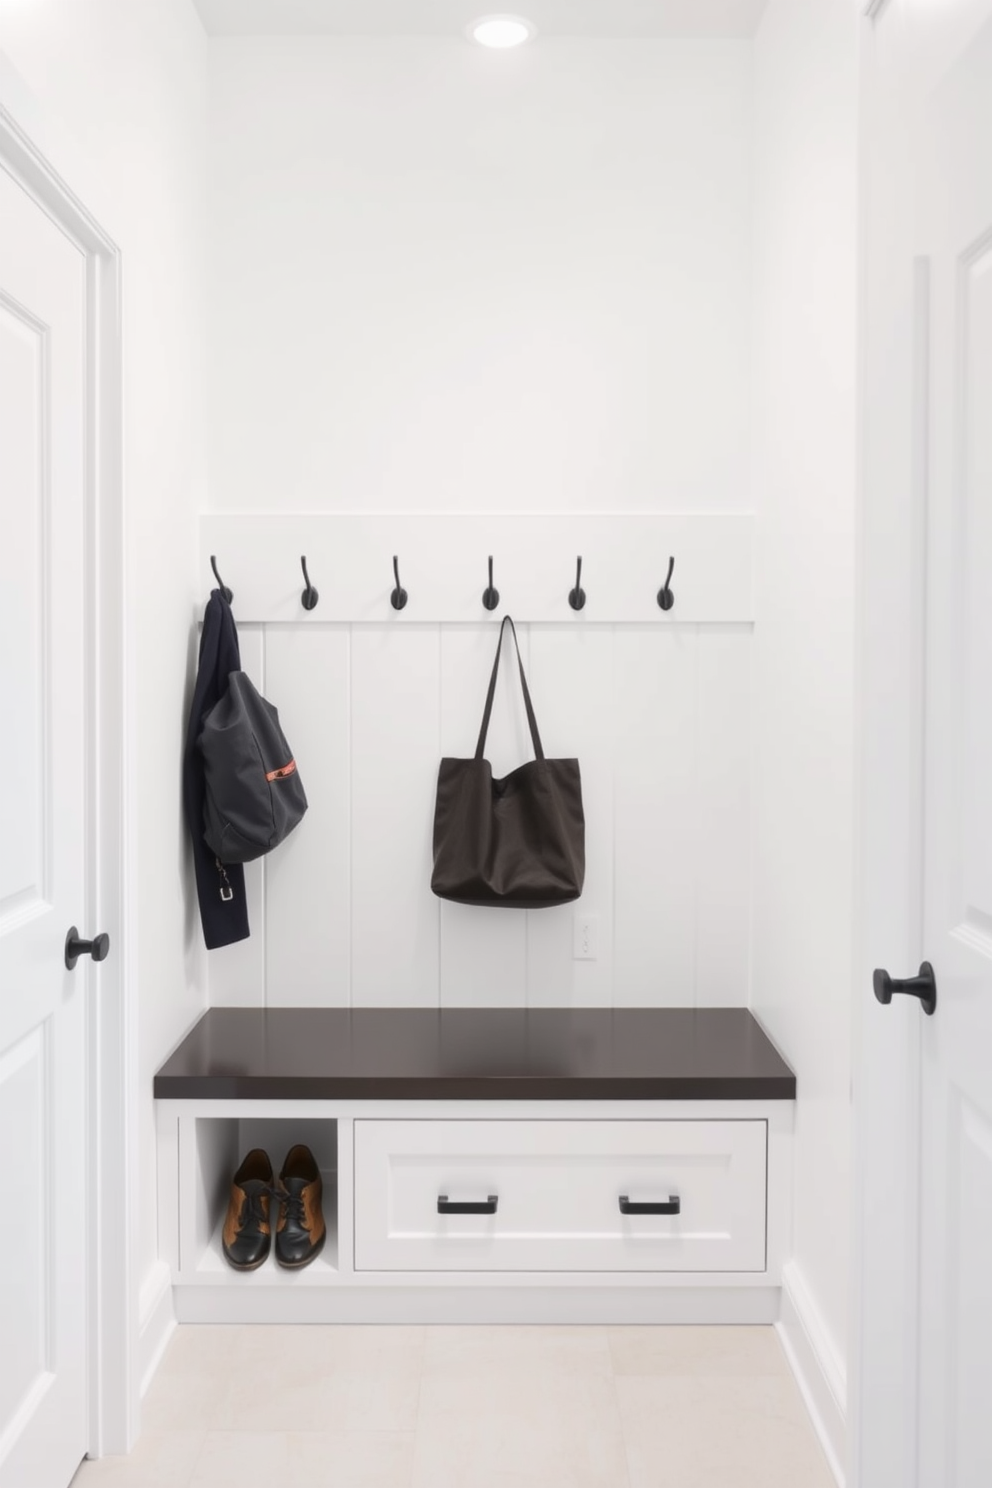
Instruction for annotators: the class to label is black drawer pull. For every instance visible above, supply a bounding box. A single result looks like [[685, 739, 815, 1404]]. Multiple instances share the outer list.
[[619, 1194, 680, 1216], [437, 1194, 498, 1215]]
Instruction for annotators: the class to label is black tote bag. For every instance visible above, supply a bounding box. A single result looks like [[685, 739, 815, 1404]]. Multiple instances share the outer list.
[[431, 617, 585, 908]]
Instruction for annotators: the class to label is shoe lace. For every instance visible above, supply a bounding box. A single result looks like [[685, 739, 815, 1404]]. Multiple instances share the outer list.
[[239, 1185, 276, 1229], [279, 1185, 307, 1230]]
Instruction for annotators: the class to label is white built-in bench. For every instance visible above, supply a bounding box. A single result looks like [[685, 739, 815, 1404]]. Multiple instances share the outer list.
[[154, 1007, 795, 1324]]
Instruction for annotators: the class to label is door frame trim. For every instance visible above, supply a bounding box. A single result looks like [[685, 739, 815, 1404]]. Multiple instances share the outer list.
[[852, 10, 927, 1484], [0, 60, 134, 1455]]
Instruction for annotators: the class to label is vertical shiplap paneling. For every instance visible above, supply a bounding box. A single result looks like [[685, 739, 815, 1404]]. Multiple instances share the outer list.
[[525, 626, 616, 1007], [613, 626, 698, 1005], [207, 625, 266, 1007], [436, 623, 531, 1007], [263, 626, 351, 1006], [350, 626, 440, 1005], [205, 617, 754, 1015], [694, 627, 751, 1006]]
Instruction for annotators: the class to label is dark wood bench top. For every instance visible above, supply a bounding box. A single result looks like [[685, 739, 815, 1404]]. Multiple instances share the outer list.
[[154, 1007, 795, 1101]]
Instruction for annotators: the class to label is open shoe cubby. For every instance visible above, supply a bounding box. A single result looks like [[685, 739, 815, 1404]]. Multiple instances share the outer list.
[[171, 1112, 339, 1286]]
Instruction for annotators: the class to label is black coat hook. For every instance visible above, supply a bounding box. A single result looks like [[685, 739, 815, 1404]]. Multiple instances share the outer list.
[[568, 556, 586, 612], [482, 555, 500, 611], [210, 555, 233, 604], [657, 555, 675, 612], [300, 556, 319, 610], [390, 555, 408, 611]]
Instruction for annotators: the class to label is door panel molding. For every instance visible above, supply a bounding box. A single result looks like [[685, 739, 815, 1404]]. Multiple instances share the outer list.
[[0, 64, 130, 1458], [0, 287, 50, 924], [0, 1023, 48, 1437], [946, 1088, 992, 1485], [957, 226, 992, 926]]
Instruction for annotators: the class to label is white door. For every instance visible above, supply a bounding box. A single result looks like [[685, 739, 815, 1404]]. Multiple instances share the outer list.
[[0, 163, 91, 1485], [858, 5, 992, 1486]]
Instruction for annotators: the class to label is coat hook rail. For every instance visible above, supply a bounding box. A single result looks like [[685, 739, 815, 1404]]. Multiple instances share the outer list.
[[657, 555, 675, 612], [568, 556, 586, 612], [210, 555, 233, 604], [390, 555, 408, 611], [482, 555, 500, 611], [300, 555, 319, 610]]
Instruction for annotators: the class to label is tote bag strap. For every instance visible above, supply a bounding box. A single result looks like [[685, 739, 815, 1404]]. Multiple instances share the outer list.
[[475, 616, 545, 762]]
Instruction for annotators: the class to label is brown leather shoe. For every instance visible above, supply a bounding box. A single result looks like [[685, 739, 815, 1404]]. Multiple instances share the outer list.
[[275, 1144, 325, 1269], [222, 1148, 274, 1271]]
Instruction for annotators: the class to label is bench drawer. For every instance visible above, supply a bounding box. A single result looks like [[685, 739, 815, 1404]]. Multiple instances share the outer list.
[[353, 1119, 766, 1273]]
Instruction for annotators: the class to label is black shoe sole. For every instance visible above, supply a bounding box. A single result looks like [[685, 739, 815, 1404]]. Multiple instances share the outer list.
[[222, 1247, 271, 1272], [275, 1228, 326, 1270]]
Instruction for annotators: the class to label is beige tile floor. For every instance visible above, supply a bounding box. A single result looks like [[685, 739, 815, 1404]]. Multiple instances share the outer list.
[[71, 1324, 837, 1488]]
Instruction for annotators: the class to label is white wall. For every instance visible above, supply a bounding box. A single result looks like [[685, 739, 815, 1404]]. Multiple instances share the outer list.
[[206, 37, 752, 514], [0, 0, 208, 1330], [750, 0, 859, 1414], [203, 37, 755, 1009]]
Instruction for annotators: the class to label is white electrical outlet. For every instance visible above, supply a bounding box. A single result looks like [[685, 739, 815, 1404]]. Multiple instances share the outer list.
[[573, 912, 599, 960]]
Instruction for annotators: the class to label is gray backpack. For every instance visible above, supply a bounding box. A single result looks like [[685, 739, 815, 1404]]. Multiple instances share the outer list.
[[198, 671, 308, 864]]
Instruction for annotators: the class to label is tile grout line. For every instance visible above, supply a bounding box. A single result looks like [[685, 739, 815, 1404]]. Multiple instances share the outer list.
[[406, 1330, 428, 1488], [605, 1327, 636, 1488]]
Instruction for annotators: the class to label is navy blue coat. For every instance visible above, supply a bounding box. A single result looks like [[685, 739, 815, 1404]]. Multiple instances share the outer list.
[[183, 590, 250, 949]]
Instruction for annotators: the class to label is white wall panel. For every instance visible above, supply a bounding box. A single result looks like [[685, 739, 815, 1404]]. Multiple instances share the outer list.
[[201, 533, 752, 1010], [264, 626, 351, 1007], [695, 627, 752, 1006], [437, 625, 531, 1007], [613, 628, 699, 1004], [350, 627, 440, 1005], [203, 619, 752, 1012], [207, 625, 266, 1008], [526, 627, 617, 1007]]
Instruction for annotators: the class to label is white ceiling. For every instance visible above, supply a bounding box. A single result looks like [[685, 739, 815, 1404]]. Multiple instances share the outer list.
[[192, 0, 769, 40]]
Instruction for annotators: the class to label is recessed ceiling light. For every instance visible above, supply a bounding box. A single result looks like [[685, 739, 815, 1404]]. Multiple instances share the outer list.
[[469, 15, 536, 49]]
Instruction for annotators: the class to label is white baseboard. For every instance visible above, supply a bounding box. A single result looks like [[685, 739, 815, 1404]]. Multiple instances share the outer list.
[[174, 1283, 782, 1326], [776, 1260, 847, 1487], [137, 1261, 176, 1400]]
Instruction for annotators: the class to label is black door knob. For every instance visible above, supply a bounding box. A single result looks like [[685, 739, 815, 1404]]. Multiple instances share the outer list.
[[65, 926, 111, 971], [873, 961, 937, 1016]]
